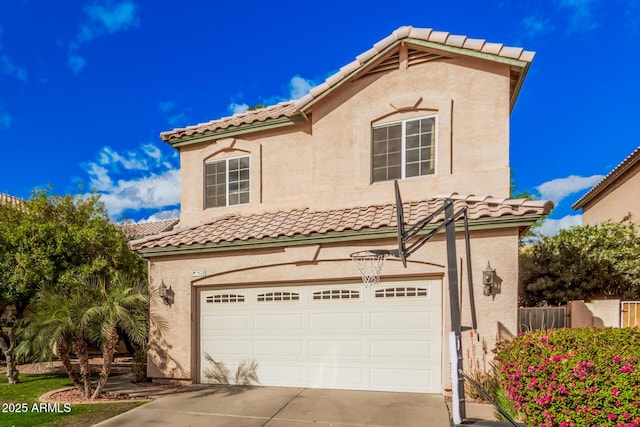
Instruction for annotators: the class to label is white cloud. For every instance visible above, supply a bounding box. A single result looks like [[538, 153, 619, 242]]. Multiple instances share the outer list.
[[535, 174, 604, 205], [68, 1, 140, 74], [536, 214, 583, 236], [138, 209, 180, 223], [142, 143, 162, 161], [229, 103, 249, 114], [227, 75, 316, 114], [97, 169, 180, 218], [82, 143, 180, 219], [289, 76, 315, 100], [97, 146, 149, 170], [84, 1, 139, 35]]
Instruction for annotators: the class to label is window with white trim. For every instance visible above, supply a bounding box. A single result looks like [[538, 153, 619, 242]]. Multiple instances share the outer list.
[[372, 116, 435, 182], [204, 156, 250, 208]]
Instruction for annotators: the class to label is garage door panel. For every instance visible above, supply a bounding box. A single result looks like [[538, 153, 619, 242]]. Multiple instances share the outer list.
[[254, 340, 303, 357], [253, 313, 304, 330], [257, 365, 304, 385], [309, 312, 364, 330], [308, 340, 364, 358], [370, 311, 431, 330], [202, 314, 248, 331], [202, 339, 249, 357], [370, 339, 431, 359], [200, 281, 442, 393]]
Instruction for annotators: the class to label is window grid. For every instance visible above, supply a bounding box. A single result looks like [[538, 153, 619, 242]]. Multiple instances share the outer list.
[[204, 156, 250, 209], [312, 289, 360, 300], [256, 291, 300, 302], [206, 294, 246, 304], [375, 287, 429, 298], [372, 116, 435, 182]]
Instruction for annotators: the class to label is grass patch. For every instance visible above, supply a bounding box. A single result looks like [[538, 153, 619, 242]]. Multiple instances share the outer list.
[[0, 373, 145, 427]]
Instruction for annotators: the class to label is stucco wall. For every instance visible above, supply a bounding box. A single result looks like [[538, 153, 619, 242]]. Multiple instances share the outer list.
[[582, 160, 640, 226], [177, 55, 512, 227], [147, 227, 520, 392]]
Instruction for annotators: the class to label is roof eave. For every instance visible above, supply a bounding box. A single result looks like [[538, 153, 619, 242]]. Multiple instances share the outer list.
[[510, 61, 532, 112], [572, 147, 640, 210], [161, 113, 308, 149], [134, 214, 544, 258]]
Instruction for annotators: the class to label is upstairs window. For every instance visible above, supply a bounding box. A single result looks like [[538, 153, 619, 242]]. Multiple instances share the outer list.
[[204, 156, 250, 209], [372, 116, 435, 182]]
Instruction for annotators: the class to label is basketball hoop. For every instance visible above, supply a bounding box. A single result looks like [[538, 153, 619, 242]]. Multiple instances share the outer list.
[[350, 250, 389, 287]]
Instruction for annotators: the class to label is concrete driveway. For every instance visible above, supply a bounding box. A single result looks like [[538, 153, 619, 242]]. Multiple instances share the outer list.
[[94, 385, 451, 427]]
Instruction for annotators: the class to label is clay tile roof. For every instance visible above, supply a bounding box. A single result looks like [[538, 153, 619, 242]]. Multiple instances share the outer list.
[[160, 101, 298, 142], [573, 145, 640, 210], [121, 218, 179, 241], [130, 195, 552, 251], [0, 193, 24, 209], [160, 26, 534, 144], [295, 26, 534, 112]]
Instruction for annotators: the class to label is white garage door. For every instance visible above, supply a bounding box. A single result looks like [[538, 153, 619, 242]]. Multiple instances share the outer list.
[[199, 280, 442, 393]]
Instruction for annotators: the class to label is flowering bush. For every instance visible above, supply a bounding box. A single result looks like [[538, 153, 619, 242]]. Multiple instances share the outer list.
[[494, 328, 640, 426]]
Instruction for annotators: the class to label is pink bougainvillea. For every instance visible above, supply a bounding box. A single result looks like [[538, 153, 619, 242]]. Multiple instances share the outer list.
[[494, 328, 640, 426]]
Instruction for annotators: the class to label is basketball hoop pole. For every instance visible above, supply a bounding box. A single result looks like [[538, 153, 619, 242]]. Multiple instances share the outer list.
[[355, 180, 476, 423]]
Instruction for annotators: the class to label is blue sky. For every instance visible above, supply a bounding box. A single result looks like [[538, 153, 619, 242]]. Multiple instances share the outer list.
[[1, 1, 639, 234]]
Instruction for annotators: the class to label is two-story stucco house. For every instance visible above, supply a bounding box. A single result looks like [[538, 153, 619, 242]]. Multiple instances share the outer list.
[[130, 26, 552, 394]]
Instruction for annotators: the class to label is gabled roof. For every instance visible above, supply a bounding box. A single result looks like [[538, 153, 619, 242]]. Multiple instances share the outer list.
[[121, 218, 179, 241], [130, 194, 552, 255], [160, 26, 534, 147], [572, 146, 640, 210]]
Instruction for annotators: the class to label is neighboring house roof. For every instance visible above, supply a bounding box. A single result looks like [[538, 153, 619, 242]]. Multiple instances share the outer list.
[[130, 195, 552, 254], [161, 26, 534, 146], [121, 218, 179, 241], [0, 193, 23, 208], [572, 146, 640, 210]]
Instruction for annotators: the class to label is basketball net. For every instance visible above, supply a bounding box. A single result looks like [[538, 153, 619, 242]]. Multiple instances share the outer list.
[[350, 250, 387, 287]]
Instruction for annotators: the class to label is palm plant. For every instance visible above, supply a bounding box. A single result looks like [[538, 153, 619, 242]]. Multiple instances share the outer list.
[[16, 283, 93, 396], [81, 273, 149, 399], [17, 273, 150, 400]]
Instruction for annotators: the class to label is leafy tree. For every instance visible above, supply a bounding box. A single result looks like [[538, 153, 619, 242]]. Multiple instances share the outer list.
[[17, 274, 149, 399], [520, 216, 640, 306], [0, 188, 145, 384], [82, 274, 149, 399]]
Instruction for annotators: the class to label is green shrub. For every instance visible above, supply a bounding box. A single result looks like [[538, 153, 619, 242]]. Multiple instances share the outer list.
[[494, 328, 640, 426]]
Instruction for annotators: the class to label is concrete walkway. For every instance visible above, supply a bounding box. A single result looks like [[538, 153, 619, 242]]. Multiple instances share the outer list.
[[95, 383, 451, 427]]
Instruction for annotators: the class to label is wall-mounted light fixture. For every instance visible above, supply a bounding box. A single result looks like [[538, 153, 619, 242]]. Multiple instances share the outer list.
[[482, 262, 496, 296], [159, 280, 171, 305]]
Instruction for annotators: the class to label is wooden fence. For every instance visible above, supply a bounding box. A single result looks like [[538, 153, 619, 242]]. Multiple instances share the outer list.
[[621, 301, 640, 328]]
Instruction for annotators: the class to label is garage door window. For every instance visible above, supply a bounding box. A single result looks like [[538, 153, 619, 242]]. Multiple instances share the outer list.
[[312, 289, 360, 300], [206, 293, 246, 303], [256, 291, 300, 302], [375, 287, 428, 298]]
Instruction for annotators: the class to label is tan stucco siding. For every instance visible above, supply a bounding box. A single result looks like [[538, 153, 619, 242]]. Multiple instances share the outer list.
[[146, 228, 520, 391], [582, 160, 640, 226], [176, 56, 513, 227]]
